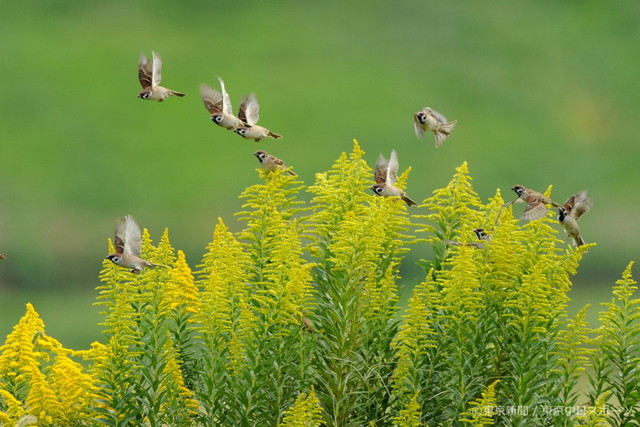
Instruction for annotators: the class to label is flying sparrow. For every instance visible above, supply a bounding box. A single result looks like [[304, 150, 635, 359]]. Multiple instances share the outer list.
[[199, 77, 246, 130], [371, 150, 417, 206], [254, 150, 296, 175], [0, 253, 6, 259], [508, 185, 561, 221], [413, 107, 457, 148], [233, 93, 283, 141], [558, 191, 592, 246], [105, 215, 165, 274], [137, 51, 185, 101]]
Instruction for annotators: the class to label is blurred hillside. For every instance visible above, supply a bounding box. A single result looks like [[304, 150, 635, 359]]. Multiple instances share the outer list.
[[1, 0, 639, 348]]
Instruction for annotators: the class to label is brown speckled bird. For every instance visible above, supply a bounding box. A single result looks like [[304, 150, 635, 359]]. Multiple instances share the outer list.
[[233, 93, 282, 141], [105, 215, 166, 274], [199, 77, 246, 130], [137, 52, 185, 101], [509, 185, 561, 221], [254, 150, 296, 175], [558, 191, 592, 246], [371, 150, 417, 206], [413, 107, 457, 148]]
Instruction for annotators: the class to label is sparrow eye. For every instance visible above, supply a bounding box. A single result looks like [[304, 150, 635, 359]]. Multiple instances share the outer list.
[[212, 115, 222, 123]]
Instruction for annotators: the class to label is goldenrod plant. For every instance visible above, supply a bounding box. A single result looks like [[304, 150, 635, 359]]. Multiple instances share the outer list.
[[0, 141, 639, 426]]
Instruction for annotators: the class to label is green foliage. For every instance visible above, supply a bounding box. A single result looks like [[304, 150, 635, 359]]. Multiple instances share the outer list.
[[1, 143, 639, 426], [587, 262, 640, 425]]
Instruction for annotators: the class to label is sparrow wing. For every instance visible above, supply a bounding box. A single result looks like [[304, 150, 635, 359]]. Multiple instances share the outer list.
[[152, 51, 162, 86], [122, 215, 142, 257], [428, 107, 449, 125], [199, 84, 223, 114], [243, 93, 260, 126], [217, 77, 233, 115], [271, 155, 286, 168], [237, 95, 249, 124], [521, 200, 548, 221], [138, 53, 153, 89], [413, 117, 426, 138], [114, 218, 126, 255], [386, 150, 399, 185], [374, 154, 388, 184], [562, 193, 577, 212], [570, 191, 592, 220]]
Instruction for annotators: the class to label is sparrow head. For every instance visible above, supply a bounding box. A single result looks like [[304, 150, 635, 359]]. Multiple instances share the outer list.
[[106, 254, 122, 265], [137, 90, 151, 100], [473, 228, 488, 240], [371, 184, 384, 196], [557, 207, 567, 222], [210, 114, 223, 124], [415, 111, 428, 124], [254, 150, 267, 163], [234, 128, 249, 137], [511, 185, 526, 197], [0, 253, 6, 260]]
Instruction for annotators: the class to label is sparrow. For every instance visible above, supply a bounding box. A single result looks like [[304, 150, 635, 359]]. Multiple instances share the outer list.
[[413, 107, 457, 148], [302, 316, 316, 333], [558, 191, 592, 246], [473, 228, 490, 241], [0, 253, 6, 259], [443, 228, 490, 249], [105, 215, 165, 274], [371, 150, 417, 206], [233, 93, 283, 141], [508, 185, 561, 221], [254, 150, 296, 175], [137, 51, 185, 101], [199, 78, 247, 130]]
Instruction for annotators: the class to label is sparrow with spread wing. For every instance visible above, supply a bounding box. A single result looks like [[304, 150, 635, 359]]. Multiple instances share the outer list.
[[558, 191, 592, 246], [508, 185, 561, 221], [199, 77, 246, 130], [413, 107, 457, 148], [371, 150, 417, 206], [105, 215, 166, 274], [233, 93, 283, 142], [254, 150, 296, 175], [137, 52, 185, 102]]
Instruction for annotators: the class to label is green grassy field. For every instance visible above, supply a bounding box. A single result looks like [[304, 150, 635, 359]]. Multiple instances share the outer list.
[[1, 0, 639, 349]]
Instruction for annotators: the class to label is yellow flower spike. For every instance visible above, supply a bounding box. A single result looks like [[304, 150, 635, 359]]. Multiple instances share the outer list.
[[25, 365, 64, 424], [0, 304, 45, 387], [49, 352, 98, 423], [158, 334, 200, 420], [280, 387, 324, 427], [0, 389, 27, 424], [197, 218, 251, 336], [418, 161, 484, 247], [259, 219, 315, 329], [163, 250, 199, 317], [438, 244, 483, 318], [156, 228, 177, 267], [459, 380, 500, 425], [307, 140, 373, 251], [393, 392, 423, 427]]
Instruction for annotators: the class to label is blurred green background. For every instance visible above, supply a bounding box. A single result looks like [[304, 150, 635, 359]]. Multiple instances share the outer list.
[[1, 1, 638, 349]]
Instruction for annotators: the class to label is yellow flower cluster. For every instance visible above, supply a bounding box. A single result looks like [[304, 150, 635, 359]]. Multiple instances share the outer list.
[[0, 304, 97, 424]]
